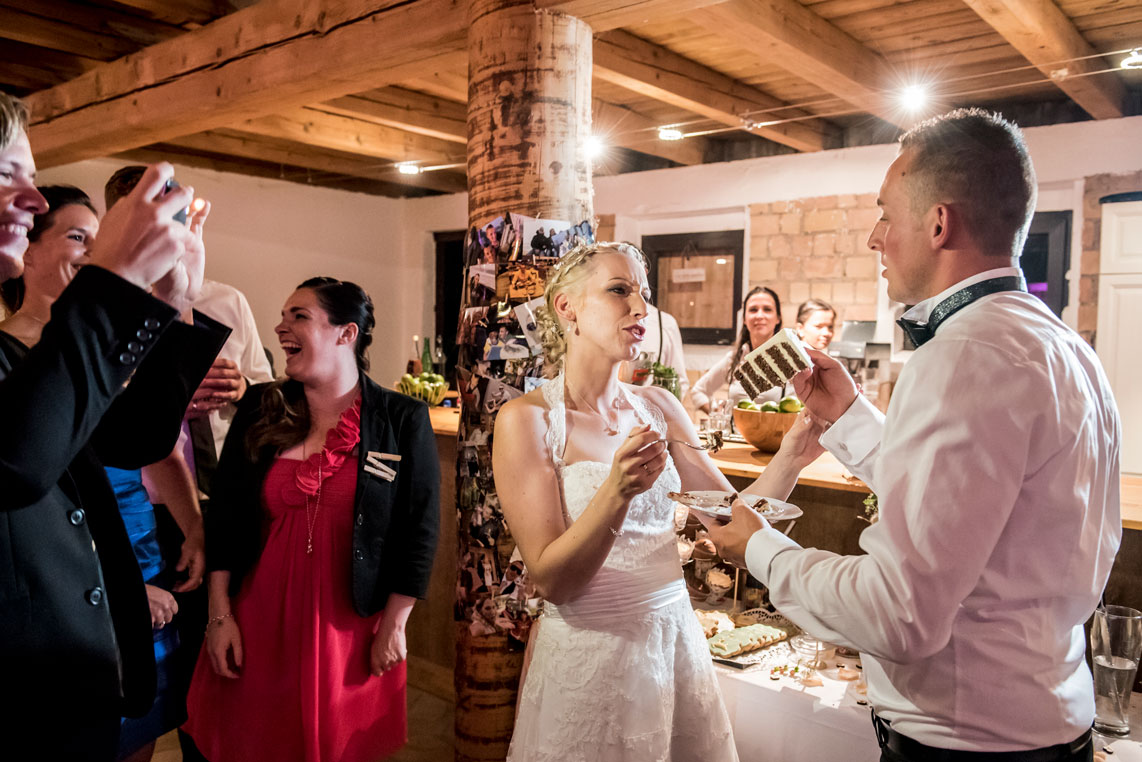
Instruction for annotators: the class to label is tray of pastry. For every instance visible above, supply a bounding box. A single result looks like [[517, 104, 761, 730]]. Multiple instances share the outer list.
[[695, 608, 799, 669]]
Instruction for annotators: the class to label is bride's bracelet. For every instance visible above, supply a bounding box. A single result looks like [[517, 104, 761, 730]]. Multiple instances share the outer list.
[[206, 612, 233, 633]]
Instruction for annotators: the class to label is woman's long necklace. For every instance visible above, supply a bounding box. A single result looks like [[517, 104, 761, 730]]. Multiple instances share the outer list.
[[304, 451, 322, 555], [566, 382, 623, 436]]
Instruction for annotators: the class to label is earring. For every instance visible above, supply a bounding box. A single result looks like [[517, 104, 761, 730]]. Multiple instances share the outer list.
[[572, 320, 579, 336]]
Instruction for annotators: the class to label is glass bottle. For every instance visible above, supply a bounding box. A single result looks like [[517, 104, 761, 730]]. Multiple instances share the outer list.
[[421, 336, 433, 376], [407, 335, 422, 375], [433, 334, 446, 376]]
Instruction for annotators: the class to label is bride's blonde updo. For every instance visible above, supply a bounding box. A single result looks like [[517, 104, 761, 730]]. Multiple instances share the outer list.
[[535, 241, 649, 377]]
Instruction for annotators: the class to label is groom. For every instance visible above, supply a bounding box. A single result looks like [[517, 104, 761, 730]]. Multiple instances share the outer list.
[[712, 108, 1121, 762]]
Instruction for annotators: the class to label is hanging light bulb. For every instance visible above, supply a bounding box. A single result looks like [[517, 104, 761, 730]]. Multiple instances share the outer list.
[[657, 126, 684, 141], [396, 163, 421, 175], [899, 84, 928, 112], [1122, 49, 1142, 69], [583, 135, 605, 160]]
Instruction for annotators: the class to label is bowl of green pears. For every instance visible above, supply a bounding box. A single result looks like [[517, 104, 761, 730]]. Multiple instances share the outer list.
[[732, 395, 803, 452], [398, 372, 448, 406]]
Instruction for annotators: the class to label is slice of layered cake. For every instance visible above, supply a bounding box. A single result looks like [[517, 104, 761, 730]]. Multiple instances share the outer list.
[[733, 328, 812, 399]]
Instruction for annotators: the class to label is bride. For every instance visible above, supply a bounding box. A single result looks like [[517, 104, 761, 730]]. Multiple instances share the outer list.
[[492, 242, 824, 760]]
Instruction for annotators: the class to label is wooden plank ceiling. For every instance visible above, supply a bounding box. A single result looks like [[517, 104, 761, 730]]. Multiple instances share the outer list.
[[4, 0, 1139, 197]]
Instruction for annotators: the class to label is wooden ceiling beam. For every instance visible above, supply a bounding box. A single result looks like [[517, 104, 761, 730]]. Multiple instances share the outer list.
[[0, 39, 101, 84], [593, 30, 830, 152], [539, 0, 732, 32], [234, 107, 466, 166], [0, 5, 142, 60], [25, 0, 471, 167], [694, 0, 906, 127], [0, 0, 183, 47], [117, 143, 449, 197], [163, 130, 468, 193], [321, 88, 469, 145], [318, 86, 711, 165], [961, 0, 1125, 119], [92, 0, 236, 27]]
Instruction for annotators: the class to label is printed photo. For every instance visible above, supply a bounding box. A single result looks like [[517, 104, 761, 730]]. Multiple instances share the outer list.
[[479, 375, 523, 415], [504, 263, 544, 300], [513, 296, 544, 354]]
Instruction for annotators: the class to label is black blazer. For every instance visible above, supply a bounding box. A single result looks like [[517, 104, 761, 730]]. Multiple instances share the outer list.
[[0, 266, 229, 717], [206, 375, 440, 616]]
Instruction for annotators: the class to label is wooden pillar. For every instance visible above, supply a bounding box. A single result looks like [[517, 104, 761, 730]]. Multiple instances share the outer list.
[[454, 3, 593, 761], [467, 0, 593, 228]]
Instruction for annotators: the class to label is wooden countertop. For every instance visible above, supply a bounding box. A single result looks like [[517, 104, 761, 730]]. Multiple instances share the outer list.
[[428, 405, 461, 437], [427, 404, 865, 492], [1124, 475, 1142, 531], [427, 405, 1142, 528], [708, 442, 868, 493]]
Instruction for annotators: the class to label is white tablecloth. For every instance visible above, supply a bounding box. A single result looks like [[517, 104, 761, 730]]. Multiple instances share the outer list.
[[716, 658, 880, 762], [719, 663, 1142, 762]]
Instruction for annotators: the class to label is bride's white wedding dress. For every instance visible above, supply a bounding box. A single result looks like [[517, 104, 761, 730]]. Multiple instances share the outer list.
[[507, 374, 738, 762]]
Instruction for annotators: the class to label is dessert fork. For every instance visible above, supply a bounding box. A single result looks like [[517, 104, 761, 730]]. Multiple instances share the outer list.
[[666, 430, 724, 454]]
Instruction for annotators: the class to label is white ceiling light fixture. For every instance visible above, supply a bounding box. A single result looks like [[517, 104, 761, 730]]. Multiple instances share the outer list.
[[584, 135, 605, 160], [1122, 49, 1142, 69], [899, 84, 928, 112], [658, 126, 684, 141], [396, 162, 421, 175]]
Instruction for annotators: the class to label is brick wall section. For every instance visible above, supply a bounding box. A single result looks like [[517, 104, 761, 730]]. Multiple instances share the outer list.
[[749, 193, 882, 324], [1079, 171, 1142, 347]]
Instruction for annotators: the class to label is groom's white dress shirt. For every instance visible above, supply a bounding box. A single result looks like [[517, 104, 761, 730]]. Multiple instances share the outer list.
[[745, 268, 1123, 751]]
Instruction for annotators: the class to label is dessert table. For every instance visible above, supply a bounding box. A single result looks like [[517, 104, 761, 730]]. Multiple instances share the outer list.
[[717, 652, 1142, 762], [715, 652, 880, 762]]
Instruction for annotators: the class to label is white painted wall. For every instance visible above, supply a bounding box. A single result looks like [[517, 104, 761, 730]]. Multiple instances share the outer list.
[[35, 158, 415, 386], [33, 115, 1142, 384]]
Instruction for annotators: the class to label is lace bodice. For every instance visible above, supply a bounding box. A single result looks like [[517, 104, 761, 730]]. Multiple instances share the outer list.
[[541, 374, 681, 573]]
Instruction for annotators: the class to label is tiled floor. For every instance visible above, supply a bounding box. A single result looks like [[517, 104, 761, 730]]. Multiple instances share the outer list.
[[151, 686, 455, 761]]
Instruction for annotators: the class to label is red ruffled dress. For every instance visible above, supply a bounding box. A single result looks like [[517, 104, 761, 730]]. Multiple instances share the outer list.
[[184, 399, 407, 762]]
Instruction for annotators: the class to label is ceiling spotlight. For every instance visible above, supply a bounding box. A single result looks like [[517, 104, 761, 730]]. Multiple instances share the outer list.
[[658, 126, 684, 141], [1122, 49, 1142, 69], [396, 163, 421, 175], [899, 84, 928, 112], [584, 135, 605, 160]]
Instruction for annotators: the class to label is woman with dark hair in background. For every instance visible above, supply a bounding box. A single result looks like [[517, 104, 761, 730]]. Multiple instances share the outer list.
[[691, 285, 787, 413], [184, 277, 440, 762], [0, 184, 96, 317], [794, 298, 836, 351]]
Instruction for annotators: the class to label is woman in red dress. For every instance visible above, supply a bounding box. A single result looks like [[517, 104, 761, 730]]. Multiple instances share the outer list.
[[184, 277, 441, 762]]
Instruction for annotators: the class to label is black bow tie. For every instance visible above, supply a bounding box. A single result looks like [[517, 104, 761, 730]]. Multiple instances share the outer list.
[[896, 275, 1026, 348]]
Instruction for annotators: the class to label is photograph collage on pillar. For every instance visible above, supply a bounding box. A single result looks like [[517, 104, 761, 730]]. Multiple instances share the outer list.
[[453, 212, 593, 637]]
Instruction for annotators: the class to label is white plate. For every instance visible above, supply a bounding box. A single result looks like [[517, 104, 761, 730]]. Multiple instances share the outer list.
[[668, 490, 802, 522]]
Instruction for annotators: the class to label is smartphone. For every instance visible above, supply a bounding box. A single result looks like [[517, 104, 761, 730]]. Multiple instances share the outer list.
[[162, 178, 189, 224]]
